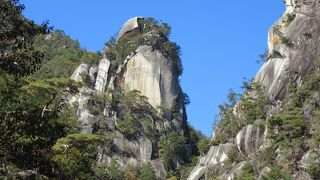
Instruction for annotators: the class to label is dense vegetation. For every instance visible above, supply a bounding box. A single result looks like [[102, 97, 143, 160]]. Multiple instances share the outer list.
[[32, 30, 101, 79], [105, 17, 183, 76], [0, 1, 208, 179], [209, 55, 320, 178], [212, 82, 269, 145], [0, 0, 83, 178]]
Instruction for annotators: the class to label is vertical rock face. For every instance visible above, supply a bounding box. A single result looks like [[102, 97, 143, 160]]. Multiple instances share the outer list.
[[189, 1, 320, 179], [95, 58, 110, 92], [121, 45, 180, 109], [236, 124, 267, 155], [69, 17, 187, 179], [188, 144, 231, 180], [256, 0, 320, 101]]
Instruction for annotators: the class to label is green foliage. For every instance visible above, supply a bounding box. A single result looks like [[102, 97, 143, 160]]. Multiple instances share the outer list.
[[139, 17, 171, 37], [177, 163, 197, 180], [139, 163, 157, 180], [267, 107, 307, 148], [107, 160, 124, 180], [159, 132, 186, 170], [283, 13, 296, 27], [93, 89, 158, 139], [188, 126, 208, 156], [123, 164, 139, 180], [238, 82, 268, 125], [213, 83, 268, 144], [226, 146, 243, 164], [0, 0, 50, 76], [258, 146, 276, 168], [312, 109, 320, 142], [197, 138, 210, 155], [105, 17, 183, 76], [307, 162, 320, 179], [237, 163, 255, 180], [261, 167, 291, 180], [32, 30, 101, 79], [211, 89, 240, 143], [117, 111, 141, 138], [281, 36, 294, 48], [256, 49, 269, 64], [52, 134, 105, 179], [0, 2, 84, 176], [183, 92, 191, 106]]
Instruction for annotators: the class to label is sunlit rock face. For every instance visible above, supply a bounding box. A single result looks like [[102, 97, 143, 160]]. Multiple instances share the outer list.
[[256, 0, 320, 101], [69, 16, 187, 179], [187, 144, 231, 180], [236, 124, 267, 155], [95, 58, 110, 92], [117, 16, 143, 41], [71, 63, 90, 82], [120, 45, 181, 109], [188, 1, 320, 179]]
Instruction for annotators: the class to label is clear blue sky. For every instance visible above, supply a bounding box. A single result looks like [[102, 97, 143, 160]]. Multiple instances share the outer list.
[[21, 0, 285, 137]]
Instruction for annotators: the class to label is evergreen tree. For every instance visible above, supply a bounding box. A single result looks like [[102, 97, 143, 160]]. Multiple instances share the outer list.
[[0, 0, 78, 177]]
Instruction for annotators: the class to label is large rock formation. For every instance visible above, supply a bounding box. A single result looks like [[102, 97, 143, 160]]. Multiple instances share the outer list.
[[188, 0, 320, 179], [256, 0, 320, 100], [68, 17, 188, 179]]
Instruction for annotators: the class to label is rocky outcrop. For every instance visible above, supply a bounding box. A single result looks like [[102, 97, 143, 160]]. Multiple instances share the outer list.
[[69, 17, 187, 179], [71, 63, 90, 82], [121, 45, 180, 109], [220, 161, 247, 180], [236, 124, 267, 155], [258, 167, 271, 180], [117, 16, 142, 41], [95, 58, 110, 92], [256, 0, 320, 101], [189, 1, 320, 179], [188, 144, 231, 180], [299, 149, 319, 169]]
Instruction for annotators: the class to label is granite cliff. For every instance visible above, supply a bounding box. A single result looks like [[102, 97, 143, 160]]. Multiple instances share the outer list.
[[188, 0, 320, 179], [67, 17, 193, 179]]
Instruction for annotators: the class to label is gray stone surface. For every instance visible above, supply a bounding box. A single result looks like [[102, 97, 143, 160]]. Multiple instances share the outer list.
[[255, 0, 320, 101], [187, 144, 231, 180], [236, 124, 267, 155], [299, 149, 319, 169], [69, 87, 97, 134], [95, 58, 110, 92], [69, 16, 187, 179], [120, 45, 181, 108], [117, 17, 143, 41], [71, 63, 90, 82], [220, 161, 247, 180]]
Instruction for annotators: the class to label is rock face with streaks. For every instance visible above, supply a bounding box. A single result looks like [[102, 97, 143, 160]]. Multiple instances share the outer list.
[[188, 0, 320, 179], [188, 144, 231, 180], [95, 58, 110, 92], [256, 0, 320, 101], [236, 124, 267, 155], [69, 17, 187, 179]]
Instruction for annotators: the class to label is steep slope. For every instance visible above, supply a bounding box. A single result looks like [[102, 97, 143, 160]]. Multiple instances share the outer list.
[[65, 17, 195, 179], [188, 0, 320, 179]]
